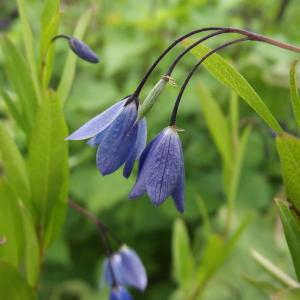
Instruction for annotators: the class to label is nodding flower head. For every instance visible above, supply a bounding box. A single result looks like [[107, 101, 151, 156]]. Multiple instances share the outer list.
[[129, 126, 185, 213], [109, 286, 132, 300], [66, 97, 147, 177], [103, 245, 147, 292], [69, 37, 99, 63]]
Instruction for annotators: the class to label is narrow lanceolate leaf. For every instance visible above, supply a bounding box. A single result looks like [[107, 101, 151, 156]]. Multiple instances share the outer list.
[[183, 39, 282, 134], [276, 199, 300, 281], [1, 36, 38, 131], [16, 0, 41, 103], [0, 90, 26, 131], [29, 91, 68, 246], [0, 181, 25, 268], [172, 219, 194, 288], [57, 9, 92, 104], [197, 84, 232, 169], [0, 261, 35, 300], [39, 0, 61, 88], [289, 60, 300, 126], [276, 133, 300, 211], [0, 122, 30, 202]]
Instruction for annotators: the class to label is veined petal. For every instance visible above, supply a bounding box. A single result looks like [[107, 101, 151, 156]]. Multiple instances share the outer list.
[[128, 133, 162, 199], [146, 127, 181, 206], [118, 245, 147, 291], [97, 102, 137, 175], [86, 127, 107, 147], [109, 286, 133, 300], [66, 99, 126, 140], [123, 118, 147, 178], [171, 158, 185, 213]]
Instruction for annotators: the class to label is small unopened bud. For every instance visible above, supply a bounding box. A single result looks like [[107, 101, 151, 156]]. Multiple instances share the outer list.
[[69, 37, 99, 63], [137, 77, 169, 121], [52, 35, 100, 64]]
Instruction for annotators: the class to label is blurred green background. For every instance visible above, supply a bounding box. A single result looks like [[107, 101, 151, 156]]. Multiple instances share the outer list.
[[1, 0, 300, 299]]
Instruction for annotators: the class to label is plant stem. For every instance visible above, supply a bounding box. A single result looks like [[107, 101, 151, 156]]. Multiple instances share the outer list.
[[169, 37, 249, 126]]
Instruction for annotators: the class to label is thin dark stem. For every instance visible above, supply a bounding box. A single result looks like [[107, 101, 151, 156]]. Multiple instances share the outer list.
[[133, 27, 226, 97], [68, 200, 122, 251], [169, 37, 249, 126], [133, 27, 300, 98], [165, 29, 228, 76], [51, 34, 71, 43]]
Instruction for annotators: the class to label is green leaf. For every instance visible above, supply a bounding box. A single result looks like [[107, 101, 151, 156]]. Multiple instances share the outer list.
[[39, 0, 61, 89], [289, 60, 300, 126], [16, 0, 41, 103], [197, 84, 232, 169], [0, 261, 35, 300], [0, 90, 26, 132], [0, 122, 30, 202], [0, 181, 24, 268], [57, 9, 92, 104], [20, 204, 40, 286], [273, 288, 300, 300], [29, 91, 68, 247], [276, 199, 300, 281], [183, 39, 282, 134], [1, 36, 38, 131], [172, 218, 195, 288], [276, 133, 300, 211]]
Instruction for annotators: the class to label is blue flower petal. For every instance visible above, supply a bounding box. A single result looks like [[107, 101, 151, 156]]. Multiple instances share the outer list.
[[146, 127, 182, 206], [103, 254, 123, 287], [118, 245, 147, 291], [109, 286, 133, 300], [97, 102, 138, 175], [171, 156, 185, 213], [69, 37, 99, 63], [123, 118, 147, 178], [128, 134, 162, 199], [66, 99, 126, 140], [86, 127, 107, 147]]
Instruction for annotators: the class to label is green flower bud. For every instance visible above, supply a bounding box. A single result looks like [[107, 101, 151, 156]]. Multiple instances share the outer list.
[[137, 76, 170, 120]]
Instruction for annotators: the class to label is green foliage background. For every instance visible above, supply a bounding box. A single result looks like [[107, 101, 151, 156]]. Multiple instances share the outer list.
[[1, 0, 300, 299]]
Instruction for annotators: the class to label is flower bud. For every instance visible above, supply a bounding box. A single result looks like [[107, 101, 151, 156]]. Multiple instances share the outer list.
[[69, 37, 99, 63], [137, 76, 169, 121]]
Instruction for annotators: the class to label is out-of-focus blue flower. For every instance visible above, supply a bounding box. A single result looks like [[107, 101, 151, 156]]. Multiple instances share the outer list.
[[67, 97, 147, 177], [103, 245, 147, 291], [69, 37, 99, 63], [129, 126, 185, 213], [109, 286, 133, 300]]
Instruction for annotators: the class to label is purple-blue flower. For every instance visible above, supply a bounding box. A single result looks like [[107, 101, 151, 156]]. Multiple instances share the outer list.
[[109, 286, 132, 300], [69, 37, 99, 63], [129, 126, 185, 213], [103, 245, 147, 291], [66, 97, 147, 177]]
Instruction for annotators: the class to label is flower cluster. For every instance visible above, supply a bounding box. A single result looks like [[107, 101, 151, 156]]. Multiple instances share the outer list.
[[103, 245, 147, 300], [67, 96, 185, 212]]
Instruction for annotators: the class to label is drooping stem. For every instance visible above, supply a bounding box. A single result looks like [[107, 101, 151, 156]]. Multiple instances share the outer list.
[[133, 27, 225, 97], [169, 37, 249, 126], [133, 27, 300, 98], [51, 34, 71, 43], [68, 200, 122, 253], [165, 29, 228, 76]]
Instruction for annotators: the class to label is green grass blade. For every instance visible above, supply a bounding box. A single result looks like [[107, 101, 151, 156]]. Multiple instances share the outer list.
[[172, 218, 195, 289], [289, 60, 300, 126], [183, 39, 282, 134], [57, 9, 92, 104]]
